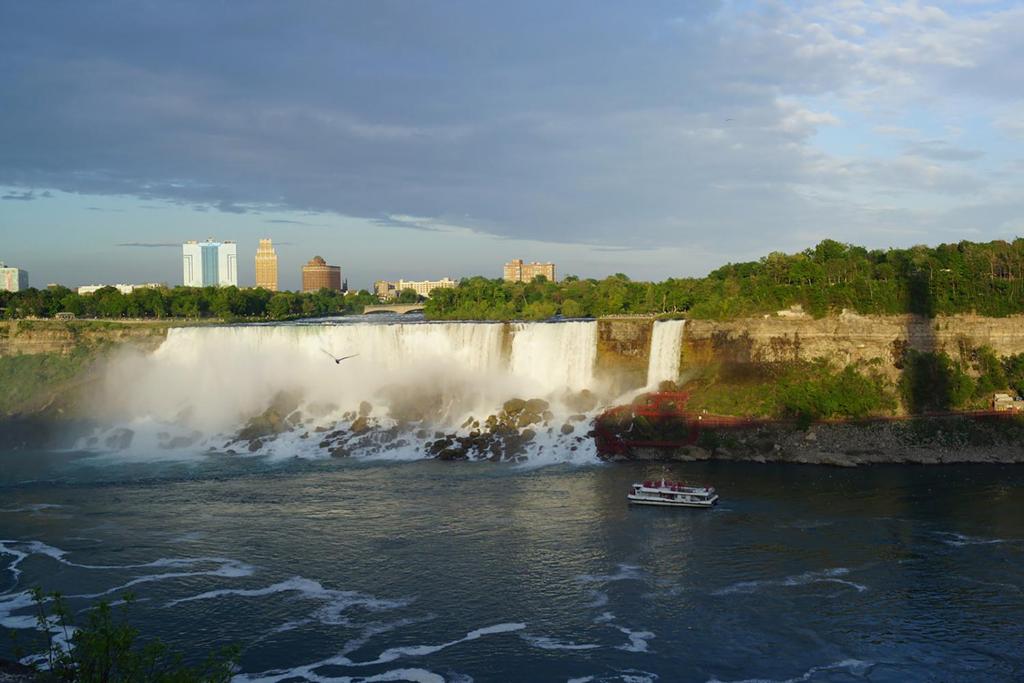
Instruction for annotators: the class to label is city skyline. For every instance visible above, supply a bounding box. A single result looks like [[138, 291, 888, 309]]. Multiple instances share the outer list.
[[3, 3, 1023, 290]]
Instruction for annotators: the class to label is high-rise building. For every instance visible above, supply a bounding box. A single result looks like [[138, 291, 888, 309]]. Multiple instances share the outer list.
[[374, 277, 456, 300], [0, 262, 29, 292], [255, 238, 278, 291], [302, 256, 342, 292], [182, 240, 238, 287], [503, 259, 556, 283]]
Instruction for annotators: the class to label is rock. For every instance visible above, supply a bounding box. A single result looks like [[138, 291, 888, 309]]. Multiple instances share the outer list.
[[521, 428, 536, 441], [350, 416, 370, 434], [313, 425, 329, 433], [359, 401, 373, 417], [104, 427, 134, 450], [516, 411, 542, 428], [525, 398, 550, 414], [461, 416, 475, 428], [248, 439, 263, 452], [503, 398, 527, 414], [568, 413, 587, 422], [542, 410, 554, 423], [560, 423, 575, 435], [564, 389, 598, 413]]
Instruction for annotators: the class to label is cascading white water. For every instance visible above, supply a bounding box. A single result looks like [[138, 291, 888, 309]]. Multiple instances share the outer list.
[[646, 320, 686, 388], [509, 321, 598, 392], [96, 320, 604, 463]]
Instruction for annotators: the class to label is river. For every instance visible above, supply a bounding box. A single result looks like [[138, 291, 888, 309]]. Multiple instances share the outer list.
[[2, 453, 1022, 682]]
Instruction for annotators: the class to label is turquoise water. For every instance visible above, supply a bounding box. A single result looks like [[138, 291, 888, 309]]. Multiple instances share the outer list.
[[2, 452, 1023, 682]]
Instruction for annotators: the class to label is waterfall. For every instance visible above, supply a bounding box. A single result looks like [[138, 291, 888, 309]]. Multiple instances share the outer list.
[[97, 320, 605, 463], [509, 321, 598, 393], [646, 320, 686, 388]]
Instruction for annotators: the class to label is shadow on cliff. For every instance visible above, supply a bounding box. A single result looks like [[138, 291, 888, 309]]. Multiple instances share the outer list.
[[900, 269, 956, 414]]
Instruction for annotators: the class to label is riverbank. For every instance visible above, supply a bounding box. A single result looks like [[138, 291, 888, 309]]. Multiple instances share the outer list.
[[611, 414, 1024, 466]]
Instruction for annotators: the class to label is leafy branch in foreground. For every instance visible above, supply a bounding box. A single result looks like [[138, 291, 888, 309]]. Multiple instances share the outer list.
[[28, 588, 238, 682]]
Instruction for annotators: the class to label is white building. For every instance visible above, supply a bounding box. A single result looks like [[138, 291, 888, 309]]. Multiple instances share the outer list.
[[374, 277, 456, 299], [182, 240, 238, 287], [0, 262, 29, 292], [77, 283, 161, 296]]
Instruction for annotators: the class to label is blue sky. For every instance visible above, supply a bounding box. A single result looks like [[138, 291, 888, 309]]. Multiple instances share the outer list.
[[1, 1, 1023, 290]]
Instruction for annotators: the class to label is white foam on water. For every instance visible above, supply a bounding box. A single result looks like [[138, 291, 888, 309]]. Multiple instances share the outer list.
[[235, 623, 526, 683], [0, 504, 67, 514], [167, 576, 408, 625], [0, 590, 37, 630], [934, 531, 1018, 547], [711, 567, 868, 596], [706, 658, 873, 683], [69, 559, 255, 599], [362, 670, 446, 683], [583, 590, 609, 608], [615, 627, 655, 653], [646, 320, 685, 388], [233, 668, 446, 683], [521, 634, 601, 651], [578, 564, 644, 584]]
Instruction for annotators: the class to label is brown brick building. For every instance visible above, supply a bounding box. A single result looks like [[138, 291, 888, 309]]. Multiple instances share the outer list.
[[302, 256, 342, 292], [503, 259, 556, 283]]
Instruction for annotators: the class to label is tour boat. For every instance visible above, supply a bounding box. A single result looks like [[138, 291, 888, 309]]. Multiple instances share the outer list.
[[627, 478, 719, 508]]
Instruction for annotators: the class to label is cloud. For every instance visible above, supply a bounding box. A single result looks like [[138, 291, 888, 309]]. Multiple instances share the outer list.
[[2, 189, 51, 201], [0, 1, 1021, 259], [904, 140, 984, 162]]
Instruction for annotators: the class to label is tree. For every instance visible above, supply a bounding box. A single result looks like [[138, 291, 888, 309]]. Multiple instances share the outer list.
[[397, 288, 420, 304]]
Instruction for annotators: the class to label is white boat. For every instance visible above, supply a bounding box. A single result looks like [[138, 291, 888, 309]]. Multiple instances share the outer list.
[[627, 478, 719, 508]]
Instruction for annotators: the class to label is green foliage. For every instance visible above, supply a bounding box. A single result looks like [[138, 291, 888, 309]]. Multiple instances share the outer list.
[[0, 348, 94, 414], [0, 286, 379, 322], [28, 588, 237, 682], [416, 238, 1024, 320], [899, 350, 975, 412], [396, 288, 421, 304], [686, 360, 898, 419], [775, 361, 897, 420]]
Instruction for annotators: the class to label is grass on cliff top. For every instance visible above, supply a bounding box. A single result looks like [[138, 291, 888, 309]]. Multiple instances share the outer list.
[[8, 318, 213, 334], [0, 348, 97, 415], [682, 359, 899, 420]]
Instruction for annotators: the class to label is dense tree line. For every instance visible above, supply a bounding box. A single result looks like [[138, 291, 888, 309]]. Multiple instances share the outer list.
[[0, 285, 378, 320], [426, 238, 1024, 320]]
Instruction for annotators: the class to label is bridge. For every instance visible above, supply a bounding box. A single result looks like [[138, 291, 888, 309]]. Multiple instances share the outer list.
[[363, 303, 425, 315]]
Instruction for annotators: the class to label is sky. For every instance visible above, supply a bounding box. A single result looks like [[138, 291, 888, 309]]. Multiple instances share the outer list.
[[1, 0, 1023, 290]]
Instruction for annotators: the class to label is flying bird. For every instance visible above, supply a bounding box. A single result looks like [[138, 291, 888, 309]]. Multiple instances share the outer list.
[[321, 349, 359, 364]]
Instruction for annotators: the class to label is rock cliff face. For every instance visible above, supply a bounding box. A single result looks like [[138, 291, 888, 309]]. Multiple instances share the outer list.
[[682, 312, 1024, 379], [596, 317, 653, 392], [0, 320, 169, 357]]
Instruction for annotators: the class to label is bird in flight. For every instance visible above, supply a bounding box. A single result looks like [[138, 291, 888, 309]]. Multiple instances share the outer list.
[[321, 349, 359, 364]]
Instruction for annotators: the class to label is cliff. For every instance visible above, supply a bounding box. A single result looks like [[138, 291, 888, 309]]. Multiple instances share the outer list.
[[681, 311, 1024, 380], [0, 319, 171, 357]]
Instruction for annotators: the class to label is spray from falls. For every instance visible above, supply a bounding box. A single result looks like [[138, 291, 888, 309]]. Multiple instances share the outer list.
[[91, 321, 614, 463]]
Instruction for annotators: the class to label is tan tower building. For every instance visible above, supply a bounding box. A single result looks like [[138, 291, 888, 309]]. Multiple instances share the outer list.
[[255, 238, 279, 291], [503, 259, 556, 283], [302, 256, 342, 292]]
